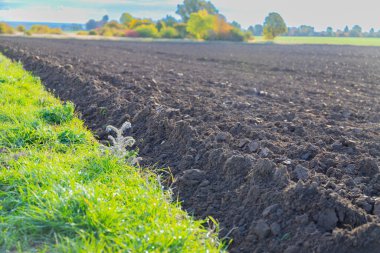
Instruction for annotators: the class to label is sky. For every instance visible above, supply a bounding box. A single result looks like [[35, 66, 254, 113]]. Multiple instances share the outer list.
[[1, 0, 380, 31]]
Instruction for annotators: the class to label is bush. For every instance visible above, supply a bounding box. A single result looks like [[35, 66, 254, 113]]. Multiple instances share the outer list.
[[76, 31, 89, 36], [30, 25, 49, 34], [100, 27, 114, 37], [96, 21, 127, 37], [125, 30, 139, 37], [49, 28, 63, 35], [159, 27, 179, 38], [135, 24, 159, 38], [88, 30, 98, 36], [104, 21, 125, 30], [174, 23, 187, 38], [98, 26, 125, 37], [16, 25, 26, 33], [0, 22, 14, 34], [207, 27, 250, 42], [186, 10, 215, 40], [227, 28, 245, 41], [29, 25, 63, 35], [129, 18, 154, 29], [244, 31, 254, 41]]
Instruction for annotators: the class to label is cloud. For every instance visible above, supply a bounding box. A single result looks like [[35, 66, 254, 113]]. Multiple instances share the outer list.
[[123, 0, 180, 6], [0, 0, 179, 23], [213, 0, 380, 30], [0, 5, 103, 23], [78, 0, 126, 3], [0, 0, 23, 10]]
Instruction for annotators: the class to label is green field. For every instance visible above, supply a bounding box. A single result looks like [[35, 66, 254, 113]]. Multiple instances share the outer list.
[[254, 36, 380, 46], [0, 54, 224, 252]]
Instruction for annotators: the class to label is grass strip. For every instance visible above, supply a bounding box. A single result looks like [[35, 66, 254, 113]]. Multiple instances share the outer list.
[[0, 54, 224, 253]]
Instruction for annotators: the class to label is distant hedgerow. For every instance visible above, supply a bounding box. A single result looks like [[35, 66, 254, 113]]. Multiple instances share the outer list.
[[0, 22, 14, 34], [160, 27, 179, 38], [135, 25, 159, 38]]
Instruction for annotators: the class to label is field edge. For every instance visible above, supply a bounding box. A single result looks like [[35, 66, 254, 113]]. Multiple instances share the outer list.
[[0, 53, 225, 252]]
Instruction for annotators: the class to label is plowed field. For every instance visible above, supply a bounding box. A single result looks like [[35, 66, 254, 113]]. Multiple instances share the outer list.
[[1, 37, 380, 253]]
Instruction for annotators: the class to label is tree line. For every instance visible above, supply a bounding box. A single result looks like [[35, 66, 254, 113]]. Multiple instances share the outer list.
[[250, 24, 380, 38], [1, 0, 379, 40], [0, 22, 63, 35], [82, 0, 380, 41], [83, 0, 254, 41]]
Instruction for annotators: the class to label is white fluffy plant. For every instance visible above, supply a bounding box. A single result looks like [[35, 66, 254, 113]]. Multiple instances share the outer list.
[[104, 121, 142, 166]]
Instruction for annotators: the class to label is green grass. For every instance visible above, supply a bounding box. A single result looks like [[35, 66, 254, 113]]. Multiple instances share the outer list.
[[253, 36, 380, 46], [0, 54, 225, 252]]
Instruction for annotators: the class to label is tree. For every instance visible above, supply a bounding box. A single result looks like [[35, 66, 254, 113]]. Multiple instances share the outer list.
[[174, 23, 187, 38], [263, 12, 287, 40], [161, 15, 178, 27], [326, 27, 334, 37], [248, 26, 254, 35], [249, 24, 263, 36], [186, 9, 214, 39], [99, 15, 109, 27], [231, 21, 241, 29], [156, 21, 165, 31], [344, 25, 349, 33], [85, 15, 109, 30], [209, 15, 233, 40], [86, 19, 97, 30], [176, 0, 218, 22], [120, 12, 133, 26], [102, 15, 109, 23], [369, 28, 375, 37], [350, 25, 362, 37], [297, 25, 314, 36]]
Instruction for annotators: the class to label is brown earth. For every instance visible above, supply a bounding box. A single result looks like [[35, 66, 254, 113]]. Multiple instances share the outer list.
[[1, 37, 380, 253]]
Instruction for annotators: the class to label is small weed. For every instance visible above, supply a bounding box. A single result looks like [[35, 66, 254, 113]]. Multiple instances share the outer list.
[[57, 130, 86, 145], [40, 102, 75, 124], [105, 122, 142, 165], [280, 233, 291, 241], [99, 107, 107, 116], [36, 97, 54, 107]]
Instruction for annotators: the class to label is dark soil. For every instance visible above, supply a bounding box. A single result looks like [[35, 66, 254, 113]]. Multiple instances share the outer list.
[[1, 37, 380, 253]]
